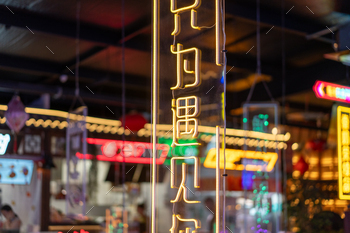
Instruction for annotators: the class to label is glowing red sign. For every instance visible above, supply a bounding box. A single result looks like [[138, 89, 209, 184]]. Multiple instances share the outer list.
[[58, 230, 89, 233], [313, 80, 350, 103], [76, 138, 169, 164]]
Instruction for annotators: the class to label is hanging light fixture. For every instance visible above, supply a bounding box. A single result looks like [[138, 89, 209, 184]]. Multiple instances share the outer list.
[[5, 95, 29, 133]]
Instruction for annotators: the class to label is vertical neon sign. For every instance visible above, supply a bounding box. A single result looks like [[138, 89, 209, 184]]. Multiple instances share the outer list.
[[152, 0, 226, 233], [337, 106, 350, 200]]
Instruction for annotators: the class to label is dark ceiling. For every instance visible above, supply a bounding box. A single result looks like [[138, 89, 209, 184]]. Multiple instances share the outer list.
[[0, 0, 349, 127]]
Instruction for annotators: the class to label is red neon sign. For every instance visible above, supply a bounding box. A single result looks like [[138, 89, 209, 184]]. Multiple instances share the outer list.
[[58, 230, 89, 233], [313, 80, 350, 103], [76, 138, 169, 164]]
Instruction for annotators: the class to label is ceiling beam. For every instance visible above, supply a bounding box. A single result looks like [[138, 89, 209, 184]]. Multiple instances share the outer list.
[[0, 79, 148, 109], [0, 53, 149, 89], [0, 5, 150, 46], [225, 1, 329, 35], [0, 4, 281, 77]]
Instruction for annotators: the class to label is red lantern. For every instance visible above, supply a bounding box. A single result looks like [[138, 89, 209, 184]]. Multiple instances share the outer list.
[[293, 156, 309, 175], [120, 112, 147, 132]]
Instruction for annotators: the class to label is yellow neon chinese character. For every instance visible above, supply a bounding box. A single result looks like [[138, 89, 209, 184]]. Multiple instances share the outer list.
[[172, 96, 200, 146], [171, 163, 200, 203], [343, 146, 350, 162], [343, 162, 350, 177], [170, 0, 201, 36], [170, 214, 201, 233], [171, 156, 200, 188], [342, 114, 349, 130], [342, 130, 349, 145], [170, 44, 201, 90]]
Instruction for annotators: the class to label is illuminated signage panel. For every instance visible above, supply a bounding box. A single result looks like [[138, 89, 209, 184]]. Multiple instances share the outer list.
[[313, 80, 350, 103], [0, 158, 34, 185], [203, 148, 278, 172], [152, 0, 225, 233], [337, 106, 350, 200], [76, 138, 169, 164]]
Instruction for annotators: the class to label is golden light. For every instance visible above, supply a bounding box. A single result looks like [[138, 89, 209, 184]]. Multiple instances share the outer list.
[[292, 170, 301, 178], [292, 143, 299, 150], [272, 127, 278, 135]]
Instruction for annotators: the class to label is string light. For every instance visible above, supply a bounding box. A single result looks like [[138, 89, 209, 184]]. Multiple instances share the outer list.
[[0, 112, 288, 149], [110, 127, 118, 134]]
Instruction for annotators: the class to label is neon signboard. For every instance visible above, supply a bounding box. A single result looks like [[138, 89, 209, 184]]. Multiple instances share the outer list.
[[152, 0, 226, 232], [313, 80, 350, 103], [76, 138, 169, 164], [203, 148, 278, 172], [58, 230, 89, 233], [0, 158, 34, 185], [337, 106, 350, 200]]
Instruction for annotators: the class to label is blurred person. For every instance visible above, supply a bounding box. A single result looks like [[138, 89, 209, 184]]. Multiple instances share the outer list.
[[1, 204, 21, 231], [134, 204, 148, 233]]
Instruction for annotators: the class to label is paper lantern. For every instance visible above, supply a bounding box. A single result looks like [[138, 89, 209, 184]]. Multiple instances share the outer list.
[[120, 112, 147, 132], [5, 96, 29, 133]]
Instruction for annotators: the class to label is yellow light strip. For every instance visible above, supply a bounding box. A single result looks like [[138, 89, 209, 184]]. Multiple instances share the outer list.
[[0, 105, 121, 127], [190, 9, 200, 30], [143, 123, 290, 141], [170, 0, 200, 13], [151, 0, 159, 231], [215, 0, 222, 66], [3, 117, 122, 133], [215, 126, 220, 233], [171, 14, 180, 36], [0, 116, 288, 149]]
